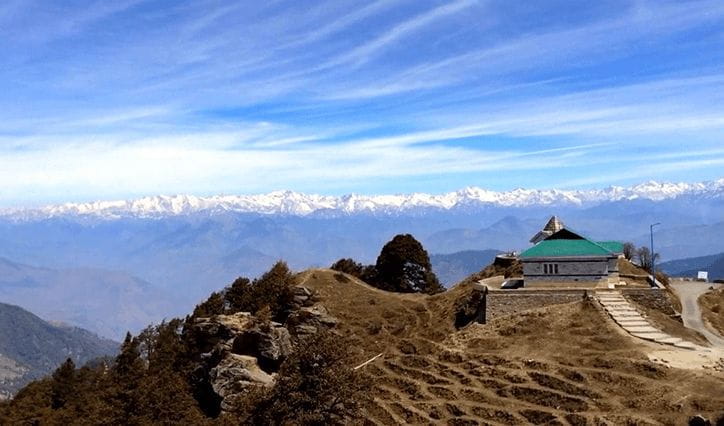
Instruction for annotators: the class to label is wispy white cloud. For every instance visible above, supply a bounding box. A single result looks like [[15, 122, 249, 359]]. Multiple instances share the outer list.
[[1, 0, 723, 203], [321, 0, 479, 69]]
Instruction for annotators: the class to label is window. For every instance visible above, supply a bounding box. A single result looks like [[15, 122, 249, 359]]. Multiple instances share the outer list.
[[543, 263, 559, 275]]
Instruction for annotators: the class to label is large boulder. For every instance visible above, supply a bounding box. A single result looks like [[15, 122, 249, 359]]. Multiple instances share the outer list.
[[233, 323, 293, 370], [209, 353, 274, 412], [286, 304, 339, 337], [189, 312, 254, 355]]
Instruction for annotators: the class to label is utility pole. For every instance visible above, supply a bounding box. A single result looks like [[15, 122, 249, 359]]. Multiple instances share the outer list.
[[650, 222, 660, 282]]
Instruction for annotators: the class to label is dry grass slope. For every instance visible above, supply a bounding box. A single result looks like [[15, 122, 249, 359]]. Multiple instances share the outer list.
[[699, 287, 724, 337], [297, 269, 724, 425]]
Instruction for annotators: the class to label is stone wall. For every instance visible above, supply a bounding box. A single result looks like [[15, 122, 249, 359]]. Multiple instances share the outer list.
[[484, 289, 588, 322]]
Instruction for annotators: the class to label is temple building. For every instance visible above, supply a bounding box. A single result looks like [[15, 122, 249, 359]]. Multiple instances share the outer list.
[[520, 216, 624, 288]]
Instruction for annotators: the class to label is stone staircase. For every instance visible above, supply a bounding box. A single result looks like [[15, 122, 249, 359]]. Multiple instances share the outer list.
[[595, 290, 705, 351]]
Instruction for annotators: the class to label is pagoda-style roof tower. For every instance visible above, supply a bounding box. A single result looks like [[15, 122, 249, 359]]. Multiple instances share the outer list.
[[529, 216, 565, 244]]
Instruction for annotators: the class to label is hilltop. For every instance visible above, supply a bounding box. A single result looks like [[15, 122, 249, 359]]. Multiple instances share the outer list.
[[0, 302, 118, 399], [2, 261, 723, 424]]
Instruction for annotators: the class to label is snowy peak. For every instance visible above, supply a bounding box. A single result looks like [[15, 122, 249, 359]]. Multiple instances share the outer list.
[[2, 179, 723, 220]]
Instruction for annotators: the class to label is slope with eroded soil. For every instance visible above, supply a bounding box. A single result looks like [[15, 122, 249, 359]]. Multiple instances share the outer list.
[[300, 269, 724, 425]]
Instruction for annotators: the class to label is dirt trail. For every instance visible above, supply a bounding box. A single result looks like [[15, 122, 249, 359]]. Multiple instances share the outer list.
[[671, 281, 724, 348]]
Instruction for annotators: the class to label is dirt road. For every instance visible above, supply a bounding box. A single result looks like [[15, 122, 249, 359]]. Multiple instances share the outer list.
[[670, 281, 724, 348]]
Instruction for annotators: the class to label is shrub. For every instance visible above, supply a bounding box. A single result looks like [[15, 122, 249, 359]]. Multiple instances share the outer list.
[[330, 258, 365, 276]]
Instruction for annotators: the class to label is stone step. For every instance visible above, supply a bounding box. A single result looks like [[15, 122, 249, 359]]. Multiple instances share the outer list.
[[606, 309, 640, 315], [615, 320, 650, 327], [673, 341, 699, 350], [599, 297, 707, 352], [612, 316, 645, 323], [605, 305, 636, 311], [655, 336, 683, 345], [631, 332, 670, 341], [611, 315, 644, 322], [623, 325, 660, 333]]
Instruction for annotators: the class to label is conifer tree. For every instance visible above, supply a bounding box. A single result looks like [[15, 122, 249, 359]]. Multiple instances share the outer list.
[[374, 234, 443, 294], [50, 358, 76, 410], [109, 332, 146, 423]]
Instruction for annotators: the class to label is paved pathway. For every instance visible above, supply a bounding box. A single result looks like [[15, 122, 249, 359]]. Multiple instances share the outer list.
[[670, 281, 724, 348], [596, 290, 707, 351]]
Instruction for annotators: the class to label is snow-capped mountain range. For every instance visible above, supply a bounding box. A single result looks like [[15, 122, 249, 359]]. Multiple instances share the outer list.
[[2, 179, 723, 220]]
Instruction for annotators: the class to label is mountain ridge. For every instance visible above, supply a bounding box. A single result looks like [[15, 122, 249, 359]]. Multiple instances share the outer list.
[[0, 301, 118, 398], [2, 179, 723, 221], [659, 252, 724, 280]]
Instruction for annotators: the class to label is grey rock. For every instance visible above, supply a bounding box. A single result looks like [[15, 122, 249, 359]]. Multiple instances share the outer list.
[[287, 304, 339, 337], [233, 323, 293, 369], [210, 353, 275, 412], [290, 285, 316, 308]]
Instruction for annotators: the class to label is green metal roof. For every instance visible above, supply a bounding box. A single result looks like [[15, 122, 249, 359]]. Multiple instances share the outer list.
[[520, 239, 615, 258], [596, 241, 624, 253]]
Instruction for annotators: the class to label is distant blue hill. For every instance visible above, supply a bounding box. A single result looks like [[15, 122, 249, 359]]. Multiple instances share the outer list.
[[0, 301, 118, 399], [659, 252, 724, 281], [431, 249, 501, 287]]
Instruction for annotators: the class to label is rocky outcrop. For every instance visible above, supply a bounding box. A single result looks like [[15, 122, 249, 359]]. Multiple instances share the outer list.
[[286, 304, 339, 337], [209, 353, 274, 412], [190, 312, 253, 354], [289, 285, 318, 309], [233, 323, 293, 370], [188, 286, 338, 414]]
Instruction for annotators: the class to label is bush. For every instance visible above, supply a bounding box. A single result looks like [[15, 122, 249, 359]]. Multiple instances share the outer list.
[[330, 258, 365, 276], [330, 258, 377, 284]]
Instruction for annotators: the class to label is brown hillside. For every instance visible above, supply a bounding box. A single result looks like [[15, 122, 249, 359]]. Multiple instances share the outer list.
[[700, 287, 724, 336], [297, 269, 724, 425]]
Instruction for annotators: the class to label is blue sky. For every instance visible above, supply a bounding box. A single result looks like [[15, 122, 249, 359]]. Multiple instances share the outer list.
[[1, 0, 724, 206]]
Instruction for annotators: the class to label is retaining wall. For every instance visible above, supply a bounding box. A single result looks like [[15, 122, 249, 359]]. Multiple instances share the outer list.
[[485, 289, 588, 321]]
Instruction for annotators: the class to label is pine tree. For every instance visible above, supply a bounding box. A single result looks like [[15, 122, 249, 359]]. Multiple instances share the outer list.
[[192, 291, 226, 318], [249, 261, 295, 320], [108, 332, 146, 423], [50, 358, 76, 409], [226, 276, 253, 313], [373, 234, 443, 294]]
